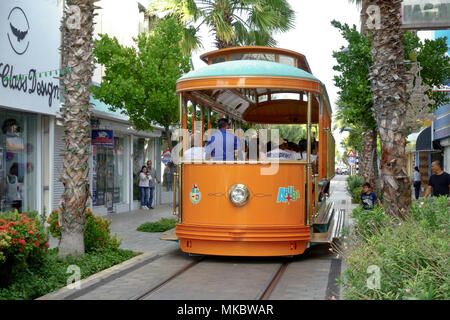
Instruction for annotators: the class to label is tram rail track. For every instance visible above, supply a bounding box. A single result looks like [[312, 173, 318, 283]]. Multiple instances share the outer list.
[[135, 256, 290, 301], [258, 261, 290, 300], [136, 257, 204, 300]]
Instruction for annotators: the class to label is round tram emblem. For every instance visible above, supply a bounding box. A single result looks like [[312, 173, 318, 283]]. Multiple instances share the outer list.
[[190, 184, 201, 204]]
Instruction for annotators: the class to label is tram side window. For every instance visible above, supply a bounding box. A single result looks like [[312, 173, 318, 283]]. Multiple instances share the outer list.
[[241, 125, 320, 163]]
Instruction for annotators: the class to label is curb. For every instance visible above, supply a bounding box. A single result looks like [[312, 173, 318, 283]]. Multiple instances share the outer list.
[[36, 251, 156, 300]]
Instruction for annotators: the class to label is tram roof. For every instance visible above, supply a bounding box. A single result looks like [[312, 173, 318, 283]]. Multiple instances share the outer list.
[[178, 60, 319, 82], [176, 60, 332, 123]]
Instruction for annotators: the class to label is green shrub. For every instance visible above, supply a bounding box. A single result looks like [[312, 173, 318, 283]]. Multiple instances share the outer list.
[[350, 205, 393, 240], [48, 208, 121, 253], [410, 196, 449, 230], [351, 186, 362, 204], [0, 211, 49, 287], [0, 233, 11, 264], [0, 248, 139, 300], [347, 175, 364, 203], [347, 175, 364, 194], [137, 218, 177, 233], [339, 197, 449, 300]]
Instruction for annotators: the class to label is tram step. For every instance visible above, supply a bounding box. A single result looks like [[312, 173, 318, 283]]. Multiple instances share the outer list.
[[327, 208, 346, 243], [160, 228, 178, 241], [310, 208, 345, 244], [313, 202, 334, 225]]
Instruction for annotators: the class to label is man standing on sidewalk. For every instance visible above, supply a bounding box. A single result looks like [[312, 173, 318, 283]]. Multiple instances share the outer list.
[[424, 160, 450, 199], [146, 160, 160, 209]]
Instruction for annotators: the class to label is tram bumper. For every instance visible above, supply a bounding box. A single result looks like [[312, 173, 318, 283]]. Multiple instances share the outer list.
[[176, 224, 310, 256]]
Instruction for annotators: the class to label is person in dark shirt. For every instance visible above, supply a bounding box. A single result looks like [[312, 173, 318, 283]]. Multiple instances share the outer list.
[[424, 160, 450, 198], [361, 182, 382, 210]]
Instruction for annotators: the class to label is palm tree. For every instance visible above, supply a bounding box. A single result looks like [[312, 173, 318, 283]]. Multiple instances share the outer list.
[[367, 1, 411, 219], [58, 0, 97, 257], [348, 0, 380, 192], [150, 0, 295, 50]]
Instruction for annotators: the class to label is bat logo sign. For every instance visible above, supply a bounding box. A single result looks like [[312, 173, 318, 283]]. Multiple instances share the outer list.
[[7, 7, 30, 55], [97, 132, 108, 138]]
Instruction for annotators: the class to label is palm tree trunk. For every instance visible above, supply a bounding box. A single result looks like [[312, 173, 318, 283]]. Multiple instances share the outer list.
[[369, 0, 411, 220], [361, 128, 380, 188], [58, 0, 97, 257], [359, 0, 380, 191]]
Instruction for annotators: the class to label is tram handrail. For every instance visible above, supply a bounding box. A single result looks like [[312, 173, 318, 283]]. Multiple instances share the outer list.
[[173, 171, 178, 218]]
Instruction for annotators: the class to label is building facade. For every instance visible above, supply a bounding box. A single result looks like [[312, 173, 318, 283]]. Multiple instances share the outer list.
[[0, 0, 61, 215], [432, 30, 450, 173], [1, 0, 169, 216]]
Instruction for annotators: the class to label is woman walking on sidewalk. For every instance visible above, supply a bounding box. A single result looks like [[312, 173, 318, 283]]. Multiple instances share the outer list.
[[138, 166, 152, 210], [413, 166, 421, 200]]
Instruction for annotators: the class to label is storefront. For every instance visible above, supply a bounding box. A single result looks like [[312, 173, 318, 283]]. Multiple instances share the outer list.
[[407, 126, 444, 197], [0, 0, 61, 215], [432, 102, 450, 172], [52, 100, 164, 215]]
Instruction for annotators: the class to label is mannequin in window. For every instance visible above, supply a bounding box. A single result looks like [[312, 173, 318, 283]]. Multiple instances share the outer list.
[[2, 119, 24, 152], [6, 163, 22, 212]]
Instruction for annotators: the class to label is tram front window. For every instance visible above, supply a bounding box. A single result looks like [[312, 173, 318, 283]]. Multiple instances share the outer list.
[[230, 53, 275, 62]]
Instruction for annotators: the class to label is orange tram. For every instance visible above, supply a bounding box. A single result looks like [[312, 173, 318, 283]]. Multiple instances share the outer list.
[[168, 46, 344, 257]]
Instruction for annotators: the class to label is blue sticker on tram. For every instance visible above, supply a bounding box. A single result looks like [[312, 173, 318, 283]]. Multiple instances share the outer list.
[[190, 184, 201, 204], [277, 186, 300, 204]]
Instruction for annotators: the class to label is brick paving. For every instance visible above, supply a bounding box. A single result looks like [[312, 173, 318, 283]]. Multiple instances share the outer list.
[[50, 204, 179, 253], [75, 249, 196, 300], [106, 204, 179, 253], [144, 257, 284, 300]]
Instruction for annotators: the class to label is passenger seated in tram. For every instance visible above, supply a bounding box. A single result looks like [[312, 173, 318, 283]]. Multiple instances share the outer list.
[[205, 118, 243, 161], [245, 137, 260, 161], [287, 141, 302, 160], [266, 139, 297, 159], [184, 133, 205, 161], [298, 139, 307, 160]]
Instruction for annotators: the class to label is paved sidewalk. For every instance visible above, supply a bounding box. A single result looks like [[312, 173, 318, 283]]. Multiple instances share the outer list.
[[49, 204, 179, 253]]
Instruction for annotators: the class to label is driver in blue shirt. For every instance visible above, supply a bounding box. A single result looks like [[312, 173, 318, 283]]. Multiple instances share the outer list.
[[205, 118, 243, 161]]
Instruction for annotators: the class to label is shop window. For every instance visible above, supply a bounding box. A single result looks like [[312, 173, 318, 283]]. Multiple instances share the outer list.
[[161, 138, 175, 192], [0, 112, 37, 213], [92, 136, 127, 207]]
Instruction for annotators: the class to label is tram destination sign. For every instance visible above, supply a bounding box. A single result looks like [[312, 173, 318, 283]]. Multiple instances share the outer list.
[[402, 0, 450, 30]]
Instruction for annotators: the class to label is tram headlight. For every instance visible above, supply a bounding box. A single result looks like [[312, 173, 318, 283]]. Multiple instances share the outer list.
[[228, 184, 250, 207]]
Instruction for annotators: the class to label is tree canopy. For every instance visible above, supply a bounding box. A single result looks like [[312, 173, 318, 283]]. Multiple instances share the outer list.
[[332, 19, 449, 144], [92, 18, 190, 139], [149, 0, 295, 49]]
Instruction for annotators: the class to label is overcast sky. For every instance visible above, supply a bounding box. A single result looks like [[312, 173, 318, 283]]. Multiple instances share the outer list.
[[141, 0, 436, 156]]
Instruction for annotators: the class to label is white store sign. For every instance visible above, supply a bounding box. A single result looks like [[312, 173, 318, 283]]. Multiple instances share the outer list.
[[0, 0, 62, 115], [402, 0, 450, 30]]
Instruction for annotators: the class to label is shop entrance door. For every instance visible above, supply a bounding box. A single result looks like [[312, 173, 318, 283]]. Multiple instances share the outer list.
[[95, 146, 115, 212]]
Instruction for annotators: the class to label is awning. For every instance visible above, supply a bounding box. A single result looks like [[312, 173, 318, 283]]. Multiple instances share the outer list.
[[416, 126, 435, 152]]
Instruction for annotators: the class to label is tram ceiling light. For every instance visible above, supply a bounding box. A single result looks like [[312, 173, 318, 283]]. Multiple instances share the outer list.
[[228, 184, 250, 207]]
